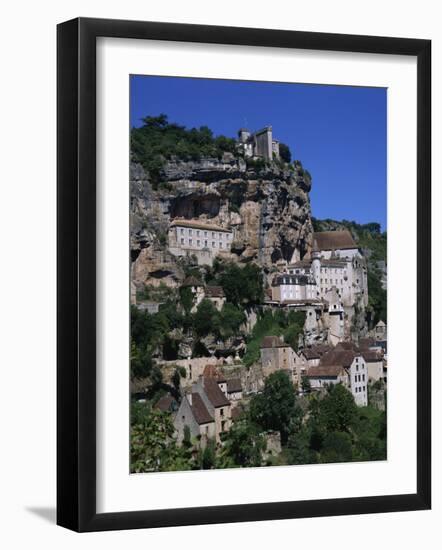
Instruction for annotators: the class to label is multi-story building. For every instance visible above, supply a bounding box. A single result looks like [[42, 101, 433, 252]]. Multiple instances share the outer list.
[[260, 335, 304, 384], [168, 218, 233, 266], [274, 230, 368, 309], [174, 375, 232, 446], [308, 347, 368, 406]]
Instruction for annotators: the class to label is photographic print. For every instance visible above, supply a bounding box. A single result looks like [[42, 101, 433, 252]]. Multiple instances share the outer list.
[[129, 76, 387, 474]]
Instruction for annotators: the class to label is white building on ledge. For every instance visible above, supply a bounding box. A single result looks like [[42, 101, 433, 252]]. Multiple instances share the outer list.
[[278, 230, 368, 309], [168, 218, 233, 266]]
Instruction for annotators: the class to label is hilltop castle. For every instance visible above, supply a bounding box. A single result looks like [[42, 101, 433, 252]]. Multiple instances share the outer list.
[[237, 126, 280, 160]]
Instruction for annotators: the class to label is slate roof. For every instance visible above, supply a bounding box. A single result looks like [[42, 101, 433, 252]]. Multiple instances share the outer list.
[[313, 230, 358, 251], [335, 341, 359, 352], [320, 349, 358, 368], [205, 286, 225, 298], [306, 365, 345, 378], [170, 218, 231, 233], [202, 378, 230, 408], [260, 335, 287, 349], [358, 337, 376, 350], [361, 350, 383, 363], [301, 344, 331, 360], [191, 393, 213, 425], [154, 394, 177, 413], [182, 275, 204, 287], [226, 378, 242, 393]]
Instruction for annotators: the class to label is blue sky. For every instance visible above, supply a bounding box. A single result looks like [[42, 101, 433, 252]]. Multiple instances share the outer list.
[[130, 76, 387, 230]]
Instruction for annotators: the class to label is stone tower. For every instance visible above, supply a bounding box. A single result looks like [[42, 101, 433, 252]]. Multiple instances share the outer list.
[[311, 248, 321, 288]]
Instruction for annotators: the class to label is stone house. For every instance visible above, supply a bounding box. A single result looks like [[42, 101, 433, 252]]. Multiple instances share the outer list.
[[362, 349, 386, 383], [299, 344, 331, 369], [271, 273, 317, 303], [306, 365, 348, 390], [174, 375, 233, 446], [204, 286, 226, 311], [173, 391, 216, 447], [316, 347, 368, 406], [260, 335, 304, 384]]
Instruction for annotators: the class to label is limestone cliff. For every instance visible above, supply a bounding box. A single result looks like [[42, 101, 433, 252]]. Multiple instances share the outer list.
[[131, 155, 314, 290]]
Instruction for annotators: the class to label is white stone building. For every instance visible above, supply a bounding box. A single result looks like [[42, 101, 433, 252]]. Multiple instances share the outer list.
[[271, 273, 317, 303], [307, 347, 368, 406], [168, 219, 233, 266], [280, 230, 368, 309]]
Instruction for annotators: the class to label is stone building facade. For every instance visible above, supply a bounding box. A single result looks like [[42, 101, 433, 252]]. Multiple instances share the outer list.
[[168, 219, 233, 266], [237, 126, 280, 160]]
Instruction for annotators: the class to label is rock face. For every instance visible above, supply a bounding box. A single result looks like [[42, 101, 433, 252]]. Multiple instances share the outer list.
[[131, 156, 314, 289]]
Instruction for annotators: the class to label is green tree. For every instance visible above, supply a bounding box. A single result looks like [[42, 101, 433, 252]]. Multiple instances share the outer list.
[[130, 404, 192, 472], [320, 431, 353, 463], [196, 439, 217, 470], [219, 303, 246, 339], [318, 384, 358, 433], [279, 142, 292, 163], [193, 299, 220, 337], [249, 371, 300, 444], [218, 420, 266, 468]]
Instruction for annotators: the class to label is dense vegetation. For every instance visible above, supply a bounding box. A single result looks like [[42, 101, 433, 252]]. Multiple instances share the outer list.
[[132, 114, 295, 188], [131, 114, 237, 187], [130, 373, 386, 472], [130, 259, 265, 383]]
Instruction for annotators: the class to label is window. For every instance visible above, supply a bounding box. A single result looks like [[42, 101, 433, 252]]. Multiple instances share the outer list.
[[355, 375, 357, 383], [180, 228, 184, 235], [204, 240, 208, 247], [212, 241, 216, 248], [212, 232, 215, 238], [197, 240, 200, 246], [362, 374, 365, 381], [189, 238, 192, 245], [204, 231, 208, 237], [220, 408, 224, 416], [181, 238, 184, 245], [196, 230, 200, 236], [220, 242, 223, 248], [189, 229, 192, 235]]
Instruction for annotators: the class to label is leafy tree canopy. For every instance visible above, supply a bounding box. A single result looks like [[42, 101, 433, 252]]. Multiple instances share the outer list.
[[249, 371, 300, 444]]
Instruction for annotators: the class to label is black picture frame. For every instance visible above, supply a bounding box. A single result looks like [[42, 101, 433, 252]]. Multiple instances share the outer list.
[[57, 17, 431, 532]]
